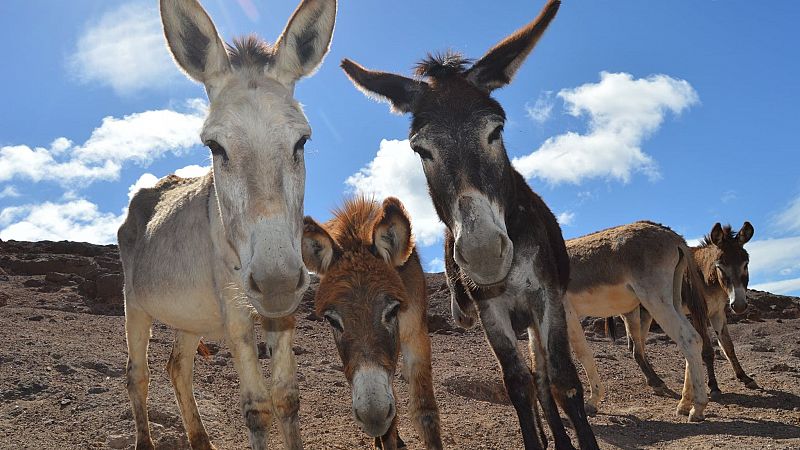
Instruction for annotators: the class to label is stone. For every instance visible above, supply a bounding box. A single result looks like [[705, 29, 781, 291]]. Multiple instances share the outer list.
[[107, 433, 134, 449]]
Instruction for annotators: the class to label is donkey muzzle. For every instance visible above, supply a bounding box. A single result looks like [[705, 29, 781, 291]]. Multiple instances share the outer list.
[[351, 366, 395, 437], [452, 194, 514, 287]]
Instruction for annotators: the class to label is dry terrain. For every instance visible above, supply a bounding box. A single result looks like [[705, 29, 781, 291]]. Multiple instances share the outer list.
[[1, 240, 799, 449]]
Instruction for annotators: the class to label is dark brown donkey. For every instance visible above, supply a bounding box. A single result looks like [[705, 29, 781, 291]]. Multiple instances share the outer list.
[[341, 1, 598, 449], [302, 197, 442, 450], [621, 222, 758, 400]]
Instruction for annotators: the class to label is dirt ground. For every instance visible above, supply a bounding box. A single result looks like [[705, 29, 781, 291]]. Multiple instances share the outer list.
[[1, 241, 799, 449]]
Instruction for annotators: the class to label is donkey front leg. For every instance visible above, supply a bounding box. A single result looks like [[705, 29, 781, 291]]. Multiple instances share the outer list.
[[225, 308, 273, 450], [710, 311, 758, 389], [262, 316, 303, 450], [167, 331, 215, 450], [479, 302, 545, 450], [564, 301, 604, 416], [539, 292, 600, 450], [125, 305, 155, 450], [399, 305, 442, 449]]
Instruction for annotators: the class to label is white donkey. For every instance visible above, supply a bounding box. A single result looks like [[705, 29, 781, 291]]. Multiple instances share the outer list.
[[118, 1, 336, 449]]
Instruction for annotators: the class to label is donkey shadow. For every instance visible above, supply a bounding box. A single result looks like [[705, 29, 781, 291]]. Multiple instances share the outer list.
[[714, 388, 800, 411], [592, 413, 800, 449]]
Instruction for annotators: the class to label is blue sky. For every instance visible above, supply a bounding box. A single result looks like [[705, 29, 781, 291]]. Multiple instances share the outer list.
[[1, 0, 799, 295]]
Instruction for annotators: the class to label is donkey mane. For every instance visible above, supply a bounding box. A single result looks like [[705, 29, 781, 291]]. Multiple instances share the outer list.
[[699, 224, 735, 247], [414, 51, 472, 79], [326, 196, 382, 249], [227, 35, 275, 69]]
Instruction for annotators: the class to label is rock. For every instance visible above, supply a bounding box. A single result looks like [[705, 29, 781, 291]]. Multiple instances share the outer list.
[[23, 278, 45, 288], [44, 272, 69, 283], [95, 273, 123, 302], [54, 364, 76, 375], [0, 292, 7, 307], [751, 344, 775, 353], [293, 345, 309, 355], [769, 363, 793, 373], [88, 386, 108, 394], [107, 433, 134, 449], [27, 315, 44, 321], [78, 280, 97, 299]]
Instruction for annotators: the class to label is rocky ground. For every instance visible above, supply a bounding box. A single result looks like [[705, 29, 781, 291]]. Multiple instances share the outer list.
[[1, 240, 799, 449]]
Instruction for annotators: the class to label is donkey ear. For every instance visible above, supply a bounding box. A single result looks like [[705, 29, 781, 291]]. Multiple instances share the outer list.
[[302, 217, 340, 275], [160, 0, 231, 85], [372, 197, 415, 267], [341, 59, 426, 114], [738, 221, 754, 245], [465, 0, 560, 91], [271, 0, 337, 85], [710, 223, 725, 247]]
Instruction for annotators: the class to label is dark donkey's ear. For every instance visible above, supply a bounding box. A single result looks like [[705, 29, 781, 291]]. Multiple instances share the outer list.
[[465, 0, 560, 92], [738, 221, 754, 245], [341, 59, 427, 114], [302, 217, 341, 275], [372, 197, 414, 267], [710, 223, 725, 247]]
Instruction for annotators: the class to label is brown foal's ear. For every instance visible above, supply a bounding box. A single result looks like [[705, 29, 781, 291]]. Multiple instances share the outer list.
[[738, 221, 754, 245], [710, 222, 725, 247], [465, 0, 560, 92], [302, 217, 340, 274], [341, 58, 427, 114], [371, 197, 414, 267]]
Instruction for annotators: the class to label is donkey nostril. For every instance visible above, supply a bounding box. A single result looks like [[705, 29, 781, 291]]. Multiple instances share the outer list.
[[386, 403, 395, 420], [498, 235, 506, 258], [249, 274, 262, 294], [296, 268, 307, 291]]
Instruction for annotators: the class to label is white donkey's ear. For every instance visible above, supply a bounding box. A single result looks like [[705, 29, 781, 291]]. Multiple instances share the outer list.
[[160, 0, 231, 85], [271, 0, 337, 85]]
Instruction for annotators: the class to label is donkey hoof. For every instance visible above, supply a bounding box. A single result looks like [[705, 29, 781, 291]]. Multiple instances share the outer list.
[[709, 389, 722, 402], [744, 379, 760, 390], [675, 403, 691, 417], [135, 441, 156, 450], [584, 403, 598, 417], [688, 408, 705, 423]]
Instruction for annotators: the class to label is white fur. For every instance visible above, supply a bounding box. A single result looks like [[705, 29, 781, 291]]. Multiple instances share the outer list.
[[351, 365, 395, 437]]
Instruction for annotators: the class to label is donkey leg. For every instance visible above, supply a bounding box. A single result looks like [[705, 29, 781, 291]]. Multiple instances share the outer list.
[[638, 294, 707, 422], [226, 309, 272, 450], [622, 308, 667, 393], [710, 312, 758, 389], [564, 301, 604, 416], [399, 305, 442, 449], [539, 294, 600, 450], [125, 305, 155, 450], [699, 317, 721, 401], [479, 302, 545, 450], [167, 331, 215, 450], [262, 316, 303, 450], [527, 324, 574, 450]]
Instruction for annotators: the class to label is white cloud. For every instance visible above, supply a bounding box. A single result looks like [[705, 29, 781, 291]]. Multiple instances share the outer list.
[[513, 72, 698, 185], [0, 186, 21, 199], [127, 173, 159, 201], [0, 100, 205, 186], [0, 200, 124, 244], [174, 164, 210, 178], [557, 211, 576, 226], [68, 2, 179, 95], [747, 236, 800, 278], [426, 257, 445, 273], [525, 92, 554, 124], [346, 139, 444, 246], [750, 278, 800, 296], [775, 195, 800, 233]]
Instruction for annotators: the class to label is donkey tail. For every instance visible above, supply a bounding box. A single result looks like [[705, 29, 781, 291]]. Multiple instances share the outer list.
[[678, 245, 711, 349]]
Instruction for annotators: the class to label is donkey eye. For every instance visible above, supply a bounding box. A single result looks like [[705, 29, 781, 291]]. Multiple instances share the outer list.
[[294, 135, 309, 160], [411, 145, 433, 161], [205, 140, 229, 162], [488, 125, 503, 144], [324, 312, 343, 333], [383, 302, 400, 325]]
